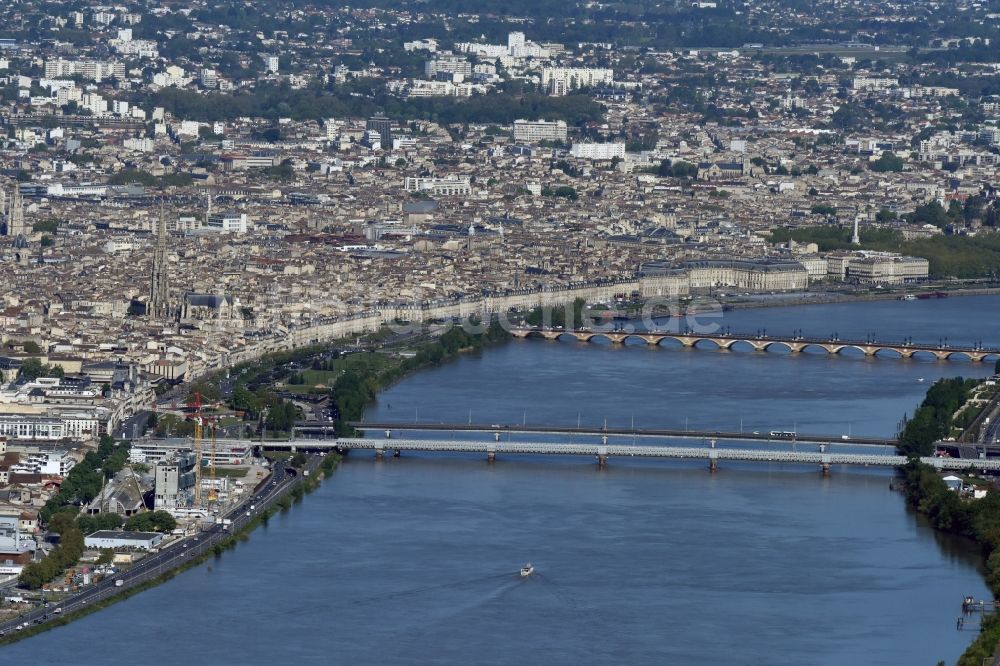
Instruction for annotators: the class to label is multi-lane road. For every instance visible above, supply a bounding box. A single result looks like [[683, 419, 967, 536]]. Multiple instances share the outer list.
[[0, 457, 317, 638]]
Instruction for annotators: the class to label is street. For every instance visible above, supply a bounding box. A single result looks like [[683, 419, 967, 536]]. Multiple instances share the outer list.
[[0, 456, 320, 638]]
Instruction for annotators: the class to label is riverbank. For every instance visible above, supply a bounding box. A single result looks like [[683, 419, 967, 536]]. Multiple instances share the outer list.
[[0, 453, 340, 647], [719, 285, 1000, 313], [332, 320, 510, 436], [901, 460, 1000, 666], [610, 285, 1000, 327], [890, 373, 1000, 664], [894, 376, 1000, 664], [0, 323, 510, 646]]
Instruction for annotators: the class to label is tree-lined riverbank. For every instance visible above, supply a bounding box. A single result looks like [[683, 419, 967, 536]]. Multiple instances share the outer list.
[[896, 377, 1000, 664]]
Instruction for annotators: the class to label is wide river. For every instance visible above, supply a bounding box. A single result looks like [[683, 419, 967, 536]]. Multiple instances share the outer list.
[[8, 296, 1000, 664]]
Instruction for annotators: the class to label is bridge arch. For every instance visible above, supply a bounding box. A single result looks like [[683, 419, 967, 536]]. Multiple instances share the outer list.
[[565, 331, 644, 345], [723, 339, 761, 353], [583, 332, 623, 345], [941, 350, 976, 362], [689, 337, 729, 351], [759, 340, 795, 353], [837, 345, 875, 357], [908, 349, 943, 361], [799, 342, 836, 355]]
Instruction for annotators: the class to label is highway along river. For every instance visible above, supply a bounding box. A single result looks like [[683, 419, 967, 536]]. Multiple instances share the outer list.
[[6, 296, 1000, 665]]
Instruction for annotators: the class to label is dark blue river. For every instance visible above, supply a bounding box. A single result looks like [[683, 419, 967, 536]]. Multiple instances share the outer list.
[[6, 296, 1000, 665]]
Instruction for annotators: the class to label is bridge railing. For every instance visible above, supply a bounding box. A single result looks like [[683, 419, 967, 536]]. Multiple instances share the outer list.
[[513, 327, 1000, 353], [334, 437, 1000, 471]]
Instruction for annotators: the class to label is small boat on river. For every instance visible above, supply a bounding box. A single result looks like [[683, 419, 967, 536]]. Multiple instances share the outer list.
[[520, 563, 534, 577]]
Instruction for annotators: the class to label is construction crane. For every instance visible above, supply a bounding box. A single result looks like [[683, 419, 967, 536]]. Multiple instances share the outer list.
[[191, 392, 203, 507], [207, 420, 218, 503]]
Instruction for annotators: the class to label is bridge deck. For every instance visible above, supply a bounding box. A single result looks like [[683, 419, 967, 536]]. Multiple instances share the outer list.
[[333, 422, 896, 447], [334, 438, 1000, 471], [512, 327, 1000, 361], [135, 436, 996, 471]]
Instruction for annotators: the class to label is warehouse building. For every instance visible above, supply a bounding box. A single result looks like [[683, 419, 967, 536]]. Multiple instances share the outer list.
[[84, 530, 164, 551]]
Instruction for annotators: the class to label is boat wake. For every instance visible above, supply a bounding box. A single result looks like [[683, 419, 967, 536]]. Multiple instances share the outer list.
[[349, 570, 523, 607]]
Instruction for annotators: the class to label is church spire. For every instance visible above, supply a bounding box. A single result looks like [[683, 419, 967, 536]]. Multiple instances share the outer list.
[[6, 184, 25, 239], [149, 200, 170, 318]]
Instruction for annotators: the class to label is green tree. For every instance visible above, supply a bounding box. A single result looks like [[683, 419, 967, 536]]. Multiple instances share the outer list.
[[897, 377, 978, 457], [870, 152, 904, 172], [907, 201, 949, 228], [19, 517, 85, 588], [17, 358, 63, 380], [32, 219, 58, 233], [125, 510, 177, 532]]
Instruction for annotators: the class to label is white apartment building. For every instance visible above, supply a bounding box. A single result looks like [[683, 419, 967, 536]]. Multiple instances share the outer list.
[[455, 42, 508, 59], [123, 137, 154, 152], [541, 67, 614, 95], [512, 119, 568, 143], [9, 449, 77, 476], [206, 212, 249, 234], [852, 77, 899, 91], [44, 59, 125, 82], [404, 39, 438, 52], [401, 79, 481, 98], [171, 215, 204, 233], [424, 54, 472, 79], [105, 237, 146, 253], [81, 93, 108, 115], [404, 176, 473, 196], [570, 142, 625, 160]]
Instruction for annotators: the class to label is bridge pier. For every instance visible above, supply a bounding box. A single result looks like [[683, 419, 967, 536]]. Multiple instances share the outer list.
[[821, 462, 831, 476], [709, 440, 718, 473], [509, 328, 1000, 365], [487, 451, 496, 463], [597, 454, 608, 468]]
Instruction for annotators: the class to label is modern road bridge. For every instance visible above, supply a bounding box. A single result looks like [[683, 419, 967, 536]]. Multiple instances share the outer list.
[[511, 327, 1000, 362], [333, 437, 1000, 475], [336, 421, 896, 447], [138, 435, 996, 474]]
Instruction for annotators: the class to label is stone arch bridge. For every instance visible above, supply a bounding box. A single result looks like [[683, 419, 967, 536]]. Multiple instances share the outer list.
[[511, 327, 1000, 362]]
